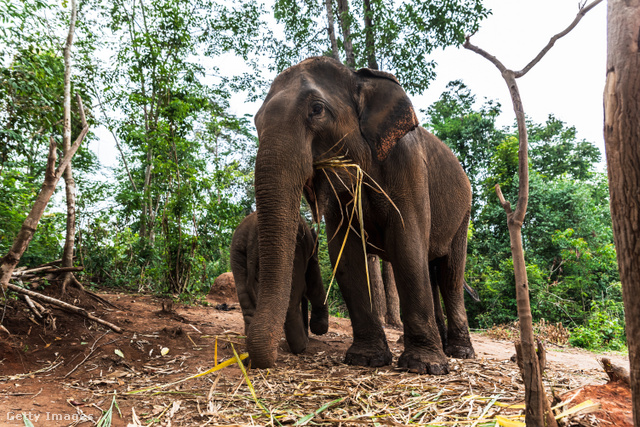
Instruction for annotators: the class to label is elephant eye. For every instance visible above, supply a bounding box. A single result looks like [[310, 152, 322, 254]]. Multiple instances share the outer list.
[[310, 102, 324, 117]]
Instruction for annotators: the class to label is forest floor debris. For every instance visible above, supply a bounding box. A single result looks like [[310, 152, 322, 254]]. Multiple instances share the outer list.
[[0, 282, 632, 426]]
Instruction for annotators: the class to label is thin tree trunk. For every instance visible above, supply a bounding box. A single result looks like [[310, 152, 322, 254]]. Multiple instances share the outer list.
[[363, 0, 378, 70], [382, 261, 402, 327], [604, 1, 640, 423], [324, 0, 340, 61], [94, 91, 137, 191], [139, 0, 155, 243], [61, 0, 79, 293], [463, 2, 601, 424], [336, 0, 355, 68], [367, 255, 386, 324], [142, 152, 153, 240], [1, 103, 88, 290], [124, 0, 154, 240]]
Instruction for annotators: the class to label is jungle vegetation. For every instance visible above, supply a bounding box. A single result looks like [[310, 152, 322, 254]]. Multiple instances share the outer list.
[[0, 0, 623, 351]]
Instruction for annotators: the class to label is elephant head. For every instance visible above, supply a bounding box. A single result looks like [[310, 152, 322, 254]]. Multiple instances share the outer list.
[[248, 56, 419, 368]]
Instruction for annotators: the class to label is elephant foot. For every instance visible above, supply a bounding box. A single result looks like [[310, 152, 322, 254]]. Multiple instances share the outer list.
[[310, 311, 329, 336], [344, 342, 393, 368], [445, 343, 475, 359], [285, 336, 309, 355], [397, 348, 449, 375]]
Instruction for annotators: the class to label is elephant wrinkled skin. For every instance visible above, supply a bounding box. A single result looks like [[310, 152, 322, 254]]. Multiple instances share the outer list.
[[230, 212, 329, 355], [249, 56, 474, 374]]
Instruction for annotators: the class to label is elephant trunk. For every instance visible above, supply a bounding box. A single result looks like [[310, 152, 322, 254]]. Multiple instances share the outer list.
[[247, 138, 311, 368]]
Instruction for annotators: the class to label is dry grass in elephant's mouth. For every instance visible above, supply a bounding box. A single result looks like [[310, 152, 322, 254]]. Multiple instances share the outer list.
[[312, 155, 404, 307]]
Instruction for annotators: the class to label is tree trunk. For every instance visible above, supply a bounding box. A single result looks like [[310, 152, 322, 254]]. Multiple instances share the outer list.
[[336, 0, 355, 68], [382, 261, 402, 327], [464, 4, 601, 424], [500, 188, 555, 426], [604, 1, 640, 423], [363, 0, 378, 70], [141, 149, 153, 239], [1, 113, 88, 290], [324, 0, 340, 61], [367, 255, 386, 324], [61, 0, 79, 293]]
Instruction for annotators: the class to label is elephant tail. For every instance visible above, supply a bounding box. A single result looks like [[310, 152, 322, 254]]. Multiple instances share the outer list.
[[463, 280, 480, 302]]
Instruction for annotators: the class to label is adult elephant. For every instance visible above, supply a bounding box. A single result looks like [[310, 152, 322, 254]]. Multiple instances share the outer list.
[[249, 56, 473, 374], [230, 212, 329, 355]]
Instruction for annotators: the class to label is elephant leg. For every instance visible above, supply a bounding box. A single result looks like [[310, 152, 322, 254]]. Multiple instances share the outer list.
[[391, 236, 449, 375], [304, 251, 329, 335], [430, 262, 447, 349], [327, 223, 391, 367], [301, 296, 309, 336], [231, 256, 257, 336], [433, 223, 475, 359], [284, 301, 309, 354], [285, 258, 310, 354]]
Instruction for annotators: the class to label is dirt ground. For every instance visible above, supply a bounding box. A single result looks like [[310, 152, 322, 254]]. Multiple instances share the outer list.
[[0, 280, 632, 426]]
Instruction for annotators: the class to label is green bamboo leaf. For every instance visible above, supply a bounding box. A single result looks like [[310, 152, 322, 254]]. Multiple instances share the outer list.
[[294, 397, 345, 426]]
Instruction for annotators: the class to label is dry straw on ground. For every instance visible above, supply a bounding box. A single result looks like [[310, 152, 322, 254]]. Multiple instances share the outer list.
[[117, 336, 602, 426]]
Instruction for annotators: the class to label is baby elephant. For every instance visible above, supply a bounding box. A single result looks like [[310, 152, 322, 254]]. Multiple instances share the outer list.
[[230, 212, 329, 354]]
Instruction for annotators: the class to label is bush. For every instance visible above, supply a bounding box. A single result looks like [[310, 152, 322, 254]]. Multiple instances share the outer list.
[[569, 299, 626, 351]]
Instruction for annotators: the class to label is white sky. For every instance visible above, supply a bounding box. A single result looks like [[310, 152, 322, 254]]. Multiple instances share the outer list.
[[93, 0, 608, 170], [415, 0, 607, 163]]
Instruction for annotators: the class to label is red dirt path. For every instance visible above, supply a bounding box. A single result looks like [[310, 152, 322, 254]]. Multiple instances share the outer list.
[[0, 281, 632, 426]]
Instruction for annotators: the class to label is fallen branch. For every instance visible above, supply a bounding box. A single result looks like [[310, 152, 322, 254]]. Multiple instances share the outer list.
[[84, 289, 120, 309], [48, 266, 84, 274], [31, 297, 47, 314], [13, 266, 84, 277], [24, 295, 42, 319], [6, 283, 122, 333], [64, 331, 113, 378], [12, 266, 52, 276]]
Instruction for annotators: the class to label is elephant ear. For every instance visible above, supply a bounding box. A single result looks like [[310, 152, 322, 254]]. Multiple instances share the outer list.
[[356, 68, 419, 161]]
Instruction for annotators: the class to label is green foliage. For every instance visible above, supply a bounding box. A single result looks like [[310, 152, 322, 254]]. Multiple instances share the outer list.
[[73, 0, 258, 295], [266, 0, 489, 94], [0, 169, 64, 266], [0, 0, 98, 268], [569, 298, 626, 351], [528, 115, 602, 181], [426, 82, 623, 351], [0, 0, 624, 355]]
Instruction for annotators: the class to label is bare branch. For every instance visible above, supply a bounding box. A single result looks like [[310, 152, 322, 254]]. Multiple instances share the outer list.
[[65, 331, 114, 378], [325, 0, 340, 61], [462, 4, 602, 425], [75, 93, 87, 128], [93, 91, 138, 191], [495, 184, 512, 213], [24, 295, 42, 319], [62, 0, 77, 155], [463, 37, 508, 74], [514, 0, 604, 77]]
